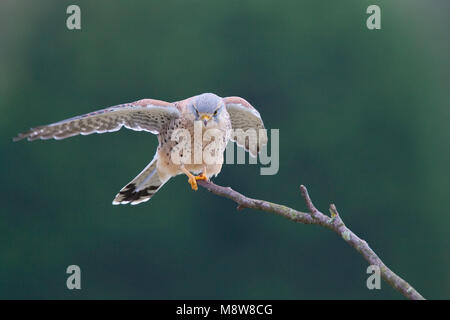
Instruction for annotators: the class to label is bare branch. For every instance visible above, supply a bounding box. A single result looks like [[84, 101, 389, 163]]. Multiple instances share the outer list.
[[197, 180, 425, 300], [300, 184, 319, 217]]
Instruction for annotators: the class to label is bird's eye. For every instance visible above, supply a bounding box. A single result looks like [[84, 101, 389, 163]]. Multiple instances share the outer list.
[[213, 110, 218, 116]]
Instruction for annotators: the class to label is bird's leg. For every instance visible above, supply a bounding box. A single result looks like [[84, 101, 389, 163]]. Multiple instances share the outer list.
[[181, 166, 209, 191], [181, 166, 199, 191]]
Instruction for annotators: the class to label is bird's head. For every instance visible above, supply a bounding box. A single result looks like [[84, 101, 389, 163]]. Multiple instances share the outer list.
[[190, 93, 225, 127]]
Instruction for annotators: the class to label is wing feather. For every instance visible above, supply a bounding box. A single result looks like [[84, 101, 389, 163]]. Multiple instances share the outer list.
[[223, 96, 268, 156], [13, 99, 180, 142]]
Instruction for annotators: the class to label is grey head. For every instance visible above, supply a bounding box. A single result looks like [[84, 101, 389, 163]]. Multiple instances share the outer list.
[[190, 93, 226, 125]]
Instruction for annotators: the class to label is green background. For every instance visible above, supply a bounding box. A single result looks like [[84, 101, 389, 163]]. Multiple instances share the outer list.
[[1, 0, 449, 299]]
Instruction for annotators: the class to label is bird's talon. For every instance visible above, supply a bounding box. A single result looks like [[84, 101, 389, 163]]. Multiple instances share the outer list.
[[195, 173, 208, 181], [188, 176, 198, 191]]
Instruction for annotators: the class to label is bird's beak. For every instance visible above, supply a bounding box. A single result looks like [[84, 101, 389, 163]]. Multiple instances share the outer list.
[[200, 114, 211, 126]]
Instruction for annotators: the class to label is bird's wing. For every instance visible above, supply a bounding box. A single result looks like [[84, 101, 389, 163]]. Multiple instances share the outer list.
[[223, 96, 268, 157], [13, 99, 180, 142]]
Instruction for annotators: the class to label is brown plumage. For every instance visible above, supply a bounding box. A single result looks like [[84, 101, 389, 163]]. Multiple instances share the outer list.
[[14, 93, 267, 205]]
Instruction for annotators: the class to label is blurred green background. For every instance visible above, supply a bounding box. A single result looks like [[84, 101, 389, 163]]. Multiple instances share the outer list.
[[1, 0, 449, 299]]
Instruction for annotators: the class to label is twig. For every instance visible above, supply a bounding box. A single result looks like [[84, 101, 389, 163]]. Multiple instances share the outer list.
[[197, 180, 425, 300]]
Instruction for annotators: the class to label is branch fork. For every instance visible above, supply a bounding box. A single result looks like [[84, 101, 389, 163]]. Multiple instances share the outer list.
[[197, 180, 425, 300]]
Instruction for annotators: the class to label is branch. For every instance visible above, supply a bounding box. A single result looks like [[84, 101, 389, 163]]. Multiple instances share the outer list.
[[197, 180, 425, 300]]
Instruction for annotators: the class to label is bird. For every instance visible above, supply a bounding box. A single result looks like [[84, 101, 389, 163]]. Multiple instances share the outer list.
[[14, 93, 267, 205]]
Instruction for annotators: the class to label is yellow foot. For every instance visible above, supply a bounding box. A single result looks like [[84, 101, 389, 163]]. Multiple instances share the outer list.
[[187, 176, 198, 191], [195, 173, 208, 181], [181, 166, 208, 192], [187, 173, 208, 191]]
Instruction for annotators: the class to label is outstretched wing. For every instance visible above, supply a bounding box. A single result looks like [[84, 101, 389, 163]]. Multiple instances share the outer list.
[[13, 99, 180, 142], [223, 96, 268, 156]]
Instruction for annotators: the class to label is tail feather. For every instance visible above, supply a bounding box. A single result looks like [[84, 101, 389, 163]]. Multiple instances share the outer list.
[[113, 155, 167, 205]]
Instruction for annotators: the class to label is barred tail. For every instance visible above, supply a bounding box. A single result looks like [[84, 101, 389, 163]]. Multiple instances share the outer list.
[[112, 154, 167, 205]]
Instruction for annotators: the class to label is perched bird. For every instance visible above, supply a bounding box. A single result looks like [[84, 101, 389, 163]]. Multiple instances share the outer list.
[[14, 93, 267, 205]]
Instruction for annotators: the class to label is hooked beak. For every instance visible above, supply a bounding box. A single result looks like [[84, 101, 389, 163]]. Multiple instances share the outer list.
[[200, 114, 211, 126]]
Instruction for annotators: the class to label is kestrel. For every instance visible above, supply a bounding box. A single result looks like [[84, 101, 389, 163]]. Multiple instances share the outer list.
[[14, 93, 267, 205]]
